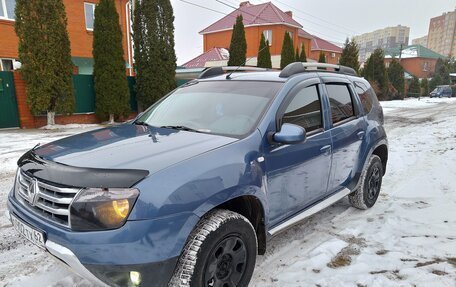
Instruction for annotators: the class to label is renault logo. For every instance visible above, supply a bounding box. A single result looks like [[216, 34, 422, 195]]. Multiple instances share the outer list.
[[28, 179, 40, 206]]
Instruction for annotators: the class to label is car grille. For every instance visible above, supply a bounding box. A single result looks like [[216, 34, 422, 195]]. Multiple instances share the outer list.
[[14, 170, 81, 228]]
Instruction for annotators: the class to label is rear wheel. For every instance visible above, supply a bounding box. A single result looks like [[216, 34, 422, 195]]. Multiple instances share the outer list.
[[349, 155, 383, 209], [169, 209, 257, 287]]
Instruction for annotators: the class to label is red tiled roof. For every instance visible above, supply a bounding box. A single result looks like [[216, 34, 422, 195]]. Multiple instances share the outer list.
[[182, 47, 230, 68], [199, 2, 302, 34], [311, 35, 342, 53], [298, 29, 313, 39]]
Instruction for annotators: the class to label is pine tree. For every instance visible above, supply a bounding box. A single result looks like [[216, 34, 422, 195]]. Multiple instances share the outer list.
[[280, 32, 295, 69], [318, 51, 326, 63], [227, 15, 247, 66], [339, 38, 360, 73], [15, 0, 75, 125], [364, 48, 389, 100], [409, 76, 420, 97], [299, 43, 307, 62], [257, 34, 272, 68], [93, 0, 130, 123], [295, 47, 300, 62], [420, 78, 429, 97], [387, 59, 405, 99], [133, 0, 177, 109]]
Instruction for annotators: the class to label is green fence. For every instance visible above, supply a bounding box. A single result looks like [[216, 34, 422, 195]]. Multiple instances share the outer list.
[[72, 75, 138, 113], [71, 69, 202, 114]]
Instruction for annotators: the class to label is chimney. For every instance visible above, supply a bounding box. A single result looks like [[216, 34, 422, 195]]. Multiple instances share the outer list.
[[239, 1, 251, 8], [285, 11, 293, 18]]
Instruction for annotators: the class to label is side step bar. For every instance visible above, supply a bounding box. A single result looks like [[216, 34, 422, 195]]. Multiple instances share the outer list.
[[268, 188, 351, 236]]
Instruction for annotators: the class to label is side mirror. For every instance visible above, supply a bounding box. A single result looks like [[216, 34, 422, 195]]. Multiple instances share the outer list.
[[273, 123, 306, 144]]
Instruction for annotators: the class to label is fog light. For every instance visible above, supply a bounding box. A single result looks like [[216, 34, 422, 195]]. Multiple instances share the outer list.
[[130, 271, 141, 286]]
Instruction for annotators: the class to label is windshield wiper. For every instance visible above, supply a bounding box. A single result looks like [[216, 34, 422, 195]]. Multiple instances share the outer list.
[[134, 120, 150, 127], [160, 125, 203, 133]]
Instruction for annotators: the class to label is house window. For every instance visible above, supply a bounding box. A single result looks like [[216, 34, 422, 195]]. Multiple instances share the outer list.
[[423, 62, 429, 72], [0, 59, 14, 71], [0, 0, 16, 20], [331, 52, 336, 58], [84, 2, 96, 30], [263, 30, 272, 46], [287, 31, 293, 39]]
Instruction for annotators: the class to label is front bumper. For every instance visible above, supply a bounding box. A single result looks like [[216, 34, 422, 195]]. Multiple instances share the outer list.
[[7, 191, 197, 286], [45, 239, 178, 286], [45, 240, 109, 286]]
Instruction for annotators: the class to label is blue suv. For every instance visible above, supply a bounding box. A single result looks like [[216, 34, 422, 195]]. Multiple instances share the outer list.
[[7, 63, 388, 287]]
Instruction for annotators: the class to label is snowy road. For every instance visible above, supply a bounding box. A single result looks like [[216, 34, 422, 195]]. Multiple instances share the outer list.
[[1, 99, 456, 287]]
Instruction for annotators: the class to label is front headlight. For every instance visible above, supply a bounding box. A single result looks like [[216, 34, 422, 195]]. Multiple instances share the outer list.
[[70, 188, 139, 231]]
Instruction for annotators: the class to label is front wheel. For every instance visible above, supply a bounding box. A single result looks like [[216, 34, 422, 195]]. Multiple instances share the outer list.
[[169, 209, 257, 287], [349, 155, 383, 209]]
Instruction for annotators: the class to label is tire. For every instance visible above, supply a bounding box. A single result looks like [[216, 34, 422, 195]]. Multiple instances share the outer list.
[[169, 209, 257, 287], [349, 155, 383, 210]]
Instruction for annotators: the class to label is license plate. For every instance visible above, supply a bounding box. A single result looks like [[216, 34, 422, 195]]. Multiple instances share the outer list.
[[10, 213, 46, 249]]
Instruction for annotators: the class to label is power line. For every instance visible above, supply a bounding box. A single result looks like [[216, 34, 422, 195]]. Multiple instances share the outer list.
[[178, 0, 230, 16], [273, 0, 360, 35], [216, 0, 347, 43]]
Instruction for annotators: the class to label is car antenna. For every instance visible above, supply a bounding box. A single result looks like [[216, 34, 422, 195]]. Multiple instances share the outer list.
[[226, 44, 269, 79]]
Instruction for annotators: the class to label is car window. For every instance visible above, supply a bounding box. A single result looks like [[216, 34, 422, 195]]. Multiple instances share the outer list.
[[138, 81, 283, 137], [282, 85, 323, 133], [354, 81, 373, 114], [326, 84, 355, 124]]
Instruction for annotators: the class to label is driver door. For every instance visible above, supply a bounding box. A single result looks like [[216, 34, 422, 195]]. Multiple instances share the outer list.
[[264, 82, 332, 225]]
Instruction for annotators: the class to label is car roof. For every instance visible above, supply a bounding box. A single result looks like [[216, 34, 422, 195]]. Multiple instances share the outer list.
[[198, 70, 360, 83]]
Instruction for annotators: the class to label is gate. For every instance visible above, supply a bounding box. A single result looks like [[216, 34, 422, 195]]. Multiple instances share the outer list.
[[0, 71, 20, 129]]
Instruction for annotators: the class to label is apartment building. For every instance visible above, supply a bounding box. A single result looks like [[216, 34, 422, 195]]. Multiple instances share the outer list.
[[427, 10, 456, 58], [412, 35, 428, 48], [0, 0, 134, 75], [353, 25, 410, 62]]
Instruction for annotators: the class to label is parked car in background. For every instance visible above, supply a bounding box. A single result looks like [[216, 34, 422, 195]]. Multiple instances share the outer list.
[[8, 63, 388, 287], [430, 85, 452, 98]]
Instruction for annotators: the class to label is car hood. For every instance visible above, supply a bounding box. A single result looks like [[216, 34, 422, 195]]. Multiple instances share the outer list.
[[33, 124, 238, 174]]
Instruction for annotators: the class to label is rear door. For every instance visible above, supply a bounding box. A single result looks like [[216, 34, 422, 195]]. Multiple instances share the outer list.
[[323, 79, 367, 194]]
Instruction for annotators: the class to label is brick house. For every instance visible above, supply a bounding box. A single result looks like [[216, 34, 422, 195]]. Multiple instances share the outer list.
[[183, 1, 320, 68], [0, 0, 134, 75], [384, 45, 446, 79], [310, 35, 343, 65]]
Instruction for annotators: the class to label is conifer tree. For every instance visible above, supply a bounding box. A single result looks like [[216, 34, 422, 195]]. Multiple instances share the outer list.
[[257, 34, 272, 68], [339, 38, 360, 73], [280, 32, 295, 69], [318, 51, 326, 63], [295, 47, 300, 62], [364, 48, 389, 100], [420, 78, 429, 97], [15, 0, 75, 125], [409, 76, 420, 97], [299, 43, 307, 62], [387, 59, 405, 99], [93, 0, 130, 123], [133, 0, 176, 109], [227, 15, 247, 66]]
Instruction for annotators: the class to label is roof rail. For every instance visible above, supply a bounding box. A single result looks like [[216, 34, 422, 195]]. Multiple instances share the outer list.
[[198, 66, 269, 79], [279, 62, 357, 78]]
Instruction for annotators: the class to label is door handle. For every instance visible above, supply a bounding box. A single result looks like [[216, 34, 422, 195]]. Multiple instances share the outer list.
[[320, 145, 331, 155], [357, 131, 365, 140]]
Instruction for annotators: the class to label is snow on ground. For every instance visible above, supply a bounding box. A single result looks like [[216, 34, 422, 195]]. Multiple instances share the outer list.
[[0, 98, 456, 286]]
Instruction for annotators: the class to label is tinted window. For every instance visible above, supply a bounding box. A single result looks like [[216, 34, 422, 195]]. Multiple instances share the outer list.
[[282, 85, 322, 133], [326, 84, 355, 124], [354, 81, 373, 114], [138, 81, 283, 137]]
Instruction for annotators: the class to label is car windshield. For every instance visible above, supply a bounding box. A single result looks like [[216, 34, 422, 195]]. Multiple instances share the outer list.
[[137, 81, 283, 137]]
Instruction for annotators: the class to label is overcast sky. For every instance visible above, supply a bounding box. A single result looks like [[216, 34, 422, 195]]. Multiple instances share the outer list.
[[170, 0, 455, 65]]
